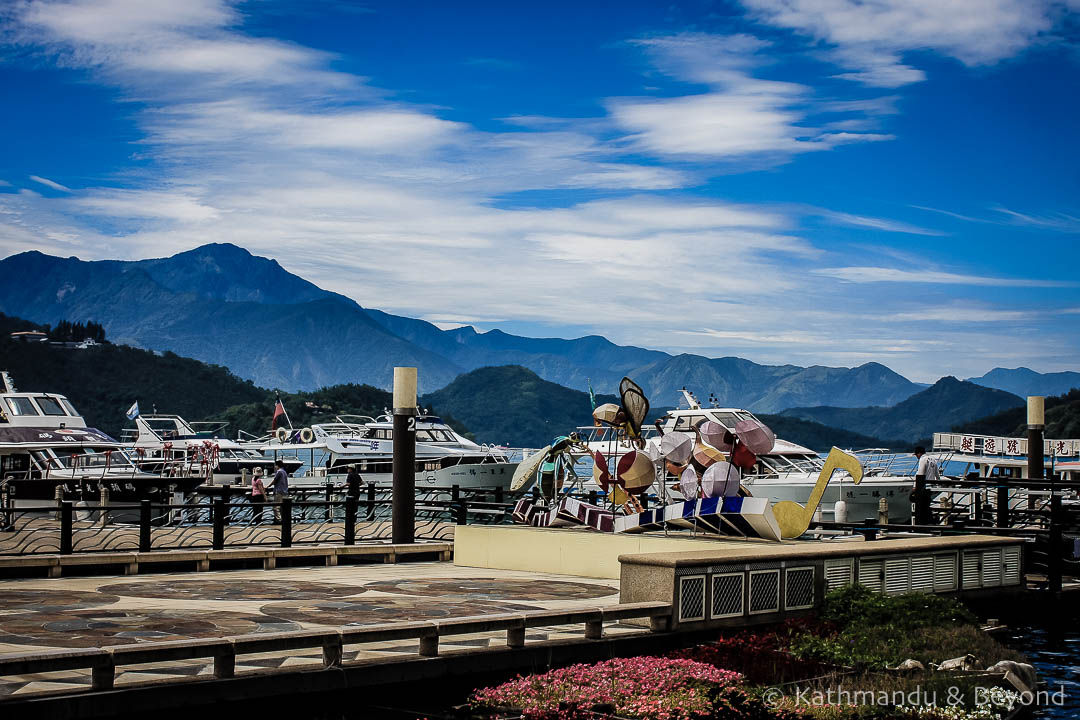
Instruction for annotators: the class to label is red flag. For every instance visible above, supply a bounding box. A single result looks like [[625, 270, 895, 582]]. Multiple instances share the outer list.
[[271, 400, 286, 430]]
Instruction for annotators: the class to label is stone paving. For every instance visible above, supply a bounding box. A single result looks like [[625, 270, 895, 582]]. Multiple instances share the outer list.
[[0, 561, 626, 698]]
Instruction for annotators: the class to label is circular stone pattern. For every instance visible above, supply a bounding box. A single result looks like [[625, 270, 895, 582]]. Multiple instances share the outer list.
[[261, 596, 537, 627], [0, 609, 301, 648], [0, 588, 119, 612], [98, 579, 366, 601], [362, 577, 618, 601]]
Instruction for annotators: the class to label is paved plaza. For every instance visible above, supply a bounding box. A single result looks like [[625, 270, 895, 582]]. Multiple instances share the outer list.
[[0, 560, 626, 698]]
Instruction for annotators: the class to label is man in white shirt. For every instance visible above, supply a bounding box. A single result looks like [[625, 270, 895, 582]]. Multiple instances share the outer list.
[[913, 446, 938, 524]]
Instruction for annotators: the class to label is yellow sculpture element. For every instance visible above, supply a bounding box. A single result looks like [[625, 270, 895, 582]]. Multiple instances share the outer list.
[[609, 485, 630, 505], [772, 447, 864, 539]]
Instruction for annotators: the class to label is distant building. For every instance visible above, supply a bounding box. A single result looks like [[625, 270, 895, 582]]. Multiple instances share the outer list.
[[9, 331, 48, 343]]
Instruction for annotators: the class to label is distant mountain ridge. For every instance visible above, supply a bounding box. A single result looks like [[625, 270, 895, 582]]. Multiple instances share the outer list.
[[781, 377, 1025, 442], [3, 243, 1063, 414], [966, 367, 1080, 398]]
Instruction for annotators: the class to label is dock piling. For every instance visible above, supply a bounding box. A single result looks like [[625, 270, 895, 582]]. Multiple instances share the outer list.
[[392, 367, 417, 545], [212, 498, 225, 550], [139, 500, 151, 551], [344, 495, 356, 545], [281, 498, 292, 548], [60, 501, 72, 555]]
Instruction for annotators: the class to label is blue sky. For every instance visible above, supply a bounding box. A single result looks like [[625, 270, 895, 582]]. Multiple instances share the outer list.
[[0, 0, 1077, 383]]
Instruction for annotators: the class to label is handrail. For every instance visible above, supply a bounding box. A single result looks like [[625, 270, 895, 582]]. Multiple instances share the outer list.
[[0, 601, 673, 692]]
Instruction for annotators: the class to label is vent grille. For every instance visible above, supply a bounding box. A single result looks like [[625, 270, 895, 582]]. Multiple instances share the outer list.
[[1002, 546, 1021, 585], [934, 553, 958, 592], [785, 567, 814, 610], [910, 556, 934, 593], [679, 575, 706, 622], [858, 560, 884, 592], [749, 570, 780, 614], [825, 559, 854, 591], [711, 573, 744, 618], [884, 557, 909, 594], [962, 552, 981, 589], [981, 549, 1002, 587]]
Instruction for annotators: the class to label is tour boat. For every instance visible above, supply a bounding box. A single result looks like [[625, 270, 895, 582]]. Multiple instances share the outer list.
[[0, 373, 201, 506], [121, 414, 303, 485], [268, 413, 519, 490]]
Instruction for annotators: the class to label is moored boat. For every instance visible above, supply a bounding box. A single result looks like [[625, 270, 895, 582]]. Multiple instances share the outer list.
[[0, 373, 201, 506]]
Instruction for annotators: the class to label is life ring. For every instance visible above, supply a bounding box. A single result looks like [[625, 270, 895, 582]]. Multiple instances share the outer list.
[[274, 427, 289, 443], [299, 427, 314, 444]]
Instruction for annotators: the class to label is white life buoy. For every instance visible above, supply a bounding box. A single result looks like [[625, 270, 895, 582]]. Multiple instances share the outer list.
[[300, 427, 314, 444], [275, 427, 289, 443]]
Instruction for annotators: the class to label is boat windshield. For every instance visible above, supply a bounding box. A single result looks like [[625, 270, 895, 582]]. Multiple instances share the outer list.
[[35, 397, 68, 416], [5, 397, 39, 416]]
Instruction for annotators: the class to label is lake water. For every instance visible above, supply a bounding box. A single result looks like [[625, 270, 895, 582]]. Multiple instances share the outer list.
[[1003, 616, 1080, 718]]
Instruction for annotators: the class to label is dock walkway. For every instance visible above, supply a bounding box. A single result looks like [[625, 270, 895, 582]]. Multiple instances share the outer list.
[[0, 561, 637, 702]]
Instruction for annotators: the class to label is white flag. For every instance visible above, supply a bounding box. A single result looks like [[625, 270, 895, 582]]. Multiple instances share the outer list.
[[126, 401, 140, 420]]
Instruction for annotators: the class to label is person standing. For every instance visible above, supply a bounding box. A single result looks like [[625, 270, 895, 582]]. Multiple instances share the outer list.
[[268, 458, 290, 524], [912, 446, 939, 525], [250, 467, 267, 524], [345, 464, 363, 499]]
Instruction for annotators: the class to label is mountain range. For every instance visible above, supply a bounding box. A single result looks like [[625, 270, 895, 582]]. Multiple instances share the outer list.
[[780, 377, 1025, 442], [966, 367, 1080, 398], [0, 243, 1074, 413]]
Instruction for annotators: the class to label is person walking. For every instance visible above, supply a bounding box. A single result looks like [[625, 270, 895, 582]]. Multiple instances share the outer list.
[[250, 466, 267, 524], [267, 458, 291, 524], [912, 446, 939, 525]]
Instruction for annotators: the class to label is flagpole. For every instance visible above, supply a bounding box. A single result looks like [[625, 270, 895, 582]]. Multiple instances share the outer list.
[[277, 394, 294, 430]]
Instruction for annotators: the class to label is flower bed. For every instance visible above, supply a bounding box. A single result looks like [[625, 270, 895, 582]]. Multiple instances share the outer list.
[[469, 656, 743, 720]]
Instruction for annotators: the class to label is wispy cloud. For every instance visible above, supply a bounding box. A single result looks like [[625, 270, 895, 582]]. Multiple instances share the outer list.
[[815, 266, 1075, 287], [742, 0, 1069, 87], [912, 203, 1080, 232], [29, 175, 70, 192], [992, 206, 1080, 232], [816, 210, 946, 236]]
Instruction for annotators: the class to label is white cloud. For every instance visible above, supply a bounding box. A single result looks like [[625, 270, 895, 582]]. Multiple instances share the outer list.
[[814, 266, 1075, 287], [611, 32, 896, 159], [73, 190, 220, 222], [742, 0, 1069, 87], [2, 1, 1075, 385], [29, 175, 70, 192]]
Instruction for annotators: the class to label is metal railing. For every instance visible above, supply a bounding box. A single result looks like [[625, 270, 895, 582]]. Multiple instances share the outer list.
[[0, 601, 673, 695], [0, 482, 525, 556]]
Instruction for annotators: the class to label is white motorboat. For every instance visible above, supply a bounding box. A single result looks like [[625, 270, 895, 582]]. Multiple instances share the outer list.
[[266, 412, 519, 490], [577, 389, 913, 522], [121, 414, 303, 485], [0, 372, 200, 506]]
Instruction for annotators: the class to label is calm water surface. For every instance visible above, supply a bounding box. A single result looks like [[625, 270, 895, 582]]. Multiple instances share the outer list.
[[1004, 617, 1080, 718]]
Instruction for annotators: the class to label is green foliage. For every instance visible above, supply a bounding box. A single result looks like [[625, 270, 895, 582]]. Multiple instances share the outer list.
[[955, 387, 1080, 440], [211, 383, 393, 439], [420, 365, 619, 448], [0, 336, 267, 438], [819, 584, 977, 629], [789, 585, 988, 670], [782, 377, 1024, 445], [757, 413, 906, 452]]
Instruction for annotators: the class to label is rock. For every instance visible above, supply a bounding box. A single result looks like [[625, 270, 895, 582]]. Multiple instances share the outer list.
[[934, 654, 978, 671], [889, 659, 926, 671], [986, 660, 1038, 695]]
